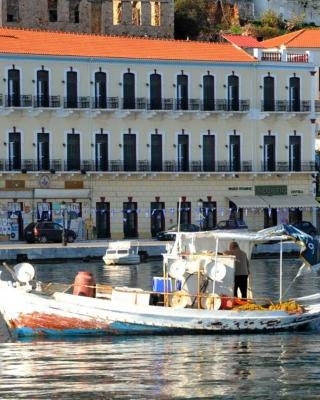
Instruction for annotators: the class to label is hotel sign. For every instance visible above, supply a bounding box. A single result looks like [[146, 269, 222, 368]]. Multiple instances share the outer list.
[[255, 185, 287, 196]]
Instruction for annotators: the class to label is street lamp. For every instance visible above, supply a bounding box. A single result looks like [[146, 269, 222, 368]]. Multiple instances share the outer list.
[[61, 201, 67, 246], [197, 198, 203, 231]]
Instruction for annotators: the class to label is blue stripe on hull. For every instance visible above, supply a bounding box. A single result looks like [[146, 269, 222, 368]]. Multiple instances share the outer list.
[[14, 327, 109, 337]]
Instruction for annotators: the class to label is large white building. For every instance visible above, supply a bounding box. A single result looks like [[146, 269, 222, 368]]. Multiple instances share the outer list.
[[0, 28, 317, 240]]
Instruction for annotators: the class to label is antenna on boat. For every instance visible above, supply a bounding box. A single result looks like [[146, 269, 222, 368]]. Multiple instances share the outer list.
[[177, 197, 182, 233], [279, 240, 283, 303]]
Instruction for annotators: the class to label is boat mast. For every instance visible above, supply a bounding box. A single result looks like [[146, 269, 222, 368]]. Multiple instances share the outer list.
[[279, 240, 283, 303], [177, 197, 182, 233]]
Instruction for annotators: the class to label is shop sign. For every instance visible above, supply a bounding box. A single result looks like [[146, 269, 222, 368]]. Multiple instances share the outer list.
[[65, 181, 84, 189], [255, 185, 287, 196], [291, 189, 304, 194], [5, 180, 25, 189], [228, 187, 252, 191]]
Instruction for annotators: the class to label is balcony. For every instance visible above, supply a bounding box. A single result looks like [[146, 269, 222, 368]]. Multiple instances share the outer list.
[[63, 96, 91, 109], [5, 95, 32, 107], [260, 161, 315, 172], [261, 100, 311, 113], [261, 52, 282, 62], [287, 53, 309, 63], [33, 95, 61, 108]]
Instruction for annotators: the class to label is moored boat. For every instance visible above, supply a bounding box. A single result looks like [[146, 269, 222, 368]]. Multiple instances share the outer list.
[[1, 224, 320, 337], [102, 241, 140, 265]]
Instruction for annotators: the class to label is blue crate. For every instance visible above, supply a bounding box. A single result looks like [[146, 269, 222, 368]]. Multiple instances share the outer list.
[[152, 277, 181, 292]]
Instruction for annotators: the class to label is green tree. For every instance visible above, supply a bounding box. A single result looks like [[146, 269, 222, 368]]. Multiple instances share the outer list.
[[174, 0, 208, 39]]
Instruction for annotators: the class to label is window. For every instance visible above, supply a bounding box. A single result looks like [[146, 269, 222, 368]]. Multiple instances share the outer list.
[[48, 0, 58, 22], [7, 0, 19, 22], [67, 133, 80, 170], [289, 77, 300, 111], [37, 202, 52, 221], [151, 1, 160, 26], [151, 134, 162, 171], [177, 74, 188, 110], [123, 72, 135, 109], [8, 131, 21, 170], [263, 135, 275, 171], [69, 1, 81, 23], [37, 132, 50, 170], [36, 70, 49, 107], [229, 135, 240, 171], [7, 68, 20, 107], [123, 133, 136, 171], [94, 71, 107, 108], [263, 76, 275, 111], [95, 134, 108, 171], [289, 135, 301, 171], [96, 202, 111, 239], [203, 135, 215, 171], [289, 208, 302, 224], [178, 134, 189, 171], [66, 70, 78, 108], [149, 73, 162, 110], [264, 209, 277, 228], [203, 75, 215, 111], [227, 75, 239, 111], [113, 0, 122, 24], [178, 201, 191, 224], [131, 1, 141, 25]]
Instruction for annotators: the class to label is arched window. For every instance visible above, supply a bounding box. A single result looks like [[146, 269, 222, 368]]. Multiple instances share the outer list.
[[203, 75, 215, 111], [7, 69, 20, 107], [289, 77, 300, 111], [69, 1, 80, 23], [94, 71, 107, 108], [227, 75, 239, 111], [151, 2, 161, 26], [149, 73, 162, 110], [36, 70, 49, 107], [7, 0, 19, 22], [263, 76, 275, 111], [177, 74, 188, 110], [113, 0, 122, 25], [66, 71, 78, 108], [123, 72, 135, 109], [131, 1, 141, 25]]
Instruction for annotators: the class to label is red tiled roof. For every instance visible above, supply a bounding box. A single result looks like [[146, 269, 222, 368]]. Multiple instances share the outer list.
[[0, 27, 255, 62], [262, 29, 320, 48], [222, 34, 264, 48]]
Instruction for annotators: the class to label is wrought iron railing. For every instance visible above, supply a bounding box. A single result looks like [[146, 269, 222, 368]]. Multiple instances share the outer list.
[[261, 100, 311, 112]]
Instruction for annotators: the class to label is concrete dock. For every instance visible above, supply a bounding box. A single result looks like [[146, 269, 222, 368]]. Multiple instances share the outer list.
[[0, 240, 168, 262]]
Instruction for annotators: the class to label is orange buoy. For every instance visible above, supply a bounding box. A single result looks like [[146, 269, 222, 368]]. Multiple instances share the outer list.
[[73, 271, 96, 297]]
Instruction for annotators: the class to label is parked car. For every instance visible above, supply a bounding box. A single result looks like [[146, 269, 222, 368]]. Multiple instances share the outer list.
[[24, 222, 77, 243], [213, 219, 248, 230], [292, 221, 317, 237], [156, 223, 200, 241]]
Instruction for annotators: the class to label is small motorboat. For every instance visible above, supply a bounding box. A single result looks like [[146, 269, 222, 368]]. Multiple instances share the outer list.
[[102, 241, 140, 265]]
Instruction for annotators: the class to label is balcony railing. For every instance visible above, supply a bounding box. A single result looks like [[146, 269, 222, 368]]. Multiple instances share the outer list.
[[0, 159, 316, 173], [63, 96, 91, 109], [261, 52, 282, 62], [261, 100, 311, 112], [33, 95, 61, 108], [287, 53, 309, 63], [5, 95, 32, 107]]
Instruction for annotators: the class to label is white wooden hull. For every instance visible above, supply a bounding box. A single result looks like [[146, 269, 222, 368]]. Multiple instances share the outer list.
[[0, 286, 320, 337]]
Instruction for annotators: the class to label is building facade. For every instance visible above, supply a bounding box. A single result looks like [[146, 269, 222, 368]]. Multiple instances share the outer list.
[[0, 0, 174, 38], [0, 28, 317, 240]]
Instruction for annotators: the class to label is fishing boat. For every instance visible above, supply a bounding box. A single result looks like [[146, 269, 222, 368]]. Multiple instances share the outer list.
[[1, 224, 320, 338], [102, 241, 140, 265]]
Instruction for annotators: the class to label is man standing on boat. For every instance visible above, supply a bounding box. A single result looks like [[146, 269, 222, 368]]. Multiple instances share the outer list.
[[224, 241, 250, 299]]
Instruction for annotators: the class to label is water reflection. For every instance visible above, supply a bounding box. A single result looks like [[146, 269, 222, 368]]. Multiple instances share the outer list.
[[1, 259, 320, 398]]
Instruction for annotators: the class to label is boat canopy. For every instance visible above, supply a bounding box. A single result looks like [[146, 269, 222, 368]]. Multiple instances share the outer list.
[[172, 224, 318, 265]]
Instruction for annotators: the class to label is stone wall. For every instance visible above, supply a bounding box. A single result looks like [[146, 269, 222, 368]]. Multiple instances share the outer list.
[[1, 0, 174, 38]]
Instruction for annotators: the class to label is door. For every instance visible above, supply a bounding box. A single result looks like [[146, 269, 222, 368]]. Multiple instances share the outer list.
[[263, 76, 275, 111], [8, 69, 20, 107], [289, 77, 300, 111], [37, 132, 50, 170], [37, 70, 49, 107], [178, 134, 189, 171], [123, 134, 136, 171], [95, 134, 108, 171], [263, 135, 275, 171], [177, 74, 188, 110], [150, 201, 165, 237], [95, 71, 107, 108], [289, 135, 301, 171], [96, 202, 110, 239], [151, 134, 162, 171], [203, 135, 215, 171], [203, 75, 215, 111], [178, 201, 191, 225], [201, 201, 217, 230], [229, 135, 240, 171], [123, 202, 138, 238], [264, 209, 277, 228], [150, 73, 162, 110], [66, 71, 78, 108], [67, 133, 80, 170], [228, 75, 239, 111], [123, 72, 135, 109], [9, 131, 21, 170]]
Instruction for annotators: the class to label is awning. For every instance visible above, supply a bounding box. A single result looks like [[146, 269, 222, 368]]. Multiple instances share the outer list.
[[0, 191, 33, 199], [261, 195, 319, 208], [228, 196, 268, 208], [229, 195, 319, 208], [34, 189, 90, 199]]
